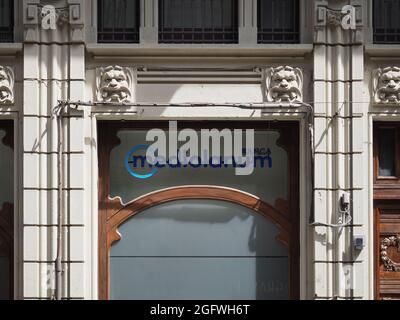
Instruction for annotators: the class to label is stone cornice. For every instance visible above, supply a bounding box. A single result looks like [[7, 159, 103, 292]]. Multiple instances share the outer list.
[[365, 45, 400, 58], [0, 44, 23, 57], [86, 44, 314, 59]]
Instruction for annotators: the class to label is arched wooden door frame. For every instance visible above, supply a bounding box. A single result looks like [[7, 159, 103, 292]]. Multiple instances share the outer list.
[[98, 121, 299, 300]]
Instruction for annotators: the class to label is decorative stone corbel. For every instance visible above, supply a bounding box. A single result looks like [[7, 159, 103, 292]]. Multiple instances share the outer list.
[[96, 66, 135, 103], [373, 67, 400, 105], [265, 66, 303, 103], [380, 235, 400, 272], [0, 66, 14, 105]]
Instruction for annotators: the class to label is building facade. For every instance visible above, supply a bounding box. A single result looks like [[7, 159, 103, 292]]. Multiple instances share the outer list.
[[0, 0, 400, 300]]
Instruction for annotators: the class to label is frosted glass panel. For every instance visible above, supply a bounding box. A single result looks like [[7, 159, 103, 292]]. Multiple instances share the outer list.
[[110, 200, 289, 300], [0, 256, 9, 300], [112, 200, 287, 257], [110, 129, 287, 204], [0, 129, 13, 207], [110, 257, 288, 300]]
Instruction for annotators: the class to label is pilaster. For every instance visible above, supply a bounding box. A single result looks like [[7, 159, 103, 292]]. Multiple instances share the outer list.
[[22, 0, 87, 299], [313, 0, 369, 299]]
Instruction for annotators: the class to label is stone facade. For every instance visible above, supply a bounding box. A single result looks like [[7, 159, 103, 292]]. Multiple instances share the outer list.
[[0, 0, 399, 299]]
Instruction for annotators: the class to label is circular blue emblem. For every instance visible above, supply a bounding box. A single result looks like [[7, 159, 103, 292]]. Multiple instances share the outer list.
[[124, 144, 158, 179]]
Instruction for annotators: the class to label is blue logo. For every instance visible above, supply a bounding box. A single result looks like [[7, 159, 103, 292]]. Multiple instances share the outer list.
[[124, 144, 273, 180], [124, 144, 158, 179]]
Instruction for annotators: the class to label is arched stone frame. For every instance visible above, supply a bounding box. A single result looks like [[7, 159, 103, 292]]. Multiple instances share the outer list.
[[0, 120, 14, 299], [98, 121, 299, 300]]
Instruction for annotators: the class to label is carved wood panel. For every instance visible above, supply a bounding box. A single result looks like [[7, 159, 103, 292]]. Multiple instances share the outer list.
[[375, 203, 400, 300]]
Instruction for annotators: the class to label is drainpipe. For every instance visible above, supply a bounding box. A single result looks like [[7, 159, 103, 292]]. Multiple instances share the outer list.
[[348, 26, 355, 300], [54, 102, 65, 300]]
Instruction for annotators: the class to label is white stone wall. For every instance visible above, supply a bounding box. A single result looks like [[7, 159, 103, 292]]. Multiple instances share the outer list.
[[0, 0, 395, 299]]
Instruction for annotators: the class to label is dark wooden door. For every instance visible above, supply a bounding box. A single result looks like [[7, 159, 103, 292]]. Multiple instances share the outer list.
[[375, 202, 400, 299], [374, 122, 400, 299]]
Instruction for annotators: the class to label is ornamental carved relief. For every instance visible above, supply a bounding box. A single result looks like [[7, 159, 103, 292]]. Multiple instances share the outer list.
[[0, 66, 14, 105], [373, 67, 400, 105], [265, 66, 303, 103], [315, 2, 361, 30], [380, 235, 400, 272], [326, 11, 342, 27], [96, 66, 135, 103]]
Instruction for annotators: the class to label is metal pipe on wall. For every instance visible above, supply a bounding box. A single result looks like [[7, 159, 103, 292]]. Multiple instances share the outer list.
[[348, 26, 355, 300], [54, 102, 65, 300]]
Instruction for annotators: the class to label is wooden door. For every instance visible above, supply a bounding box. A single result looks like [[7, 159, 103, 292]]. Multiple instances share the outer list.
[[374, 122, 400, 299]]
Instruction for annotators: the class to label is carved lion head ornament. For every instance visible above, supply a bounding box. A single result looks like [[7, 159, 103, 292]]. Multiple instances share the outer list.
[[374, 67, 400, 104], [96, 66, 134, 103], [0, 66, 14, 105], [266, 66, 303, 103]]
